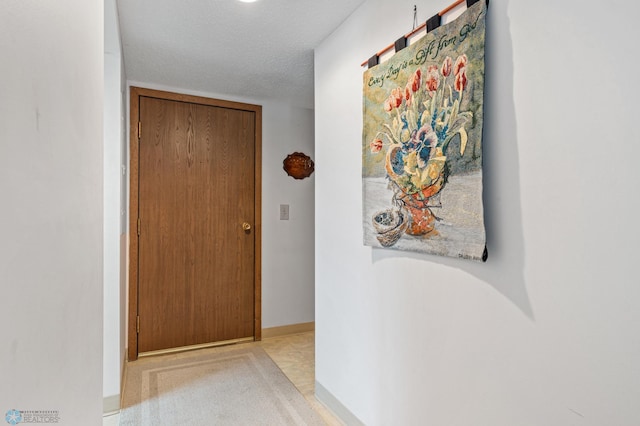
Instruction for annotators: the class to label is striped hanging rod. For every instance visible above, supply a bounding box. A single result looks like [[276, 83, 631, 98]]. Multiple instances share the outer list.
[[360, 0, 466, 67]]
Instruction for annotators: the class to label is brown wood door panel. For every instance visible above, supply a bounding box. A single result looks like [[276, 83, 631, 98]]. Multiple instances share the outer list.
[[137, 95, 256, 354]]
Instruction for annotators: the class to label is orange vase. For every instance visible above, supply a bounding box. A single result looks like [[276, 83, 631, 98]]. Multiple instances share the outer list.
[[402, 197, 436, 235], [385, 145, 447, 236], [395, 170, 446, 236]]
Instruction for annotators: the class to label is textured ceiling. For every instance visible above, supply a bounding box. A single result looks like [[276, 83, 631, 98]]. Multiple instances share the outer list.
[[117, 0, 364, 109]]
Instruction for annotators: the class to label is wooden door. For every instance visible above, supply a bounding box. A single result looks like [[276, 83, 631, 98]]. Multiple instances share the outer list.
[[129, 88, 262, 359]]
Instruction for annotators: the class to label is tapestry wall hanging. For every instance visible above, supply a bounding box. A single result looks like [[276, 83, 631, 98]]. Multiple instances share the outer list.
[[362, 0, 487, 261]]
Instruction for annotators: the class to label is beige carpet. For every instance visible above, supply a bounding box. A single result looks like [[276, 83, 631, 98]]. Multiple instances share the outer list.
[[119, 345, 326, 425]]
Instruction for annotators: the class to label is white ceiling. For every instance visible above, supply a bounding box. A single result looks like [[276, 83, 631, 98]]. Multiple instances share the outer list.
[[117, 0, 364, 109]]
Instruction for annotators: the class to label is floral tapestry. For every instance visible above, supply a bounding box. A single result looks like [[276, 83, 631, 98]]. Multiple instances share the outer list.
[[362, 1, 487, 261]]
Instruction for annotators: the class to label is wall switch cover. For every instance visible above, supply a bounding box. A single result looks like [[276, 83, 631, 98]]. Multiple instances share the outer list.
[[280, 204, 289, 220]]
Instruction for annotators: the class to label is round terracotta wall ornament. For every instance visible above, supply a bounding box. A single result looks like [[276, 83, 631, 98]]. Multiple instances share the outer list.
[[283, 152, 314, 180]]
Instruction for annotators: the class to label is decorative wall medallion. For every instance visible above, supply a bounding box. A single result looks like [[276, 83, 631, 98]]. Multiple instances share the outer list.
[[283, 152, 314, 180]]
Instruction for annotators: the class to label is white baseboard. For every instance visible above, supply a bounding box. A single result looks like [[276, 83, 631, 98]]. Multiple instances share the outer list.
[[103, 394, 120, 416], [315, 381, 364, 426]]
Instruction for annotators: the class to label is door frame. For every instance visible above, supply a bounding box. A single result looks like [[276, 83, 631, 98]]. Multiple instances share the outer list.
[[128, 86, 262, 361]]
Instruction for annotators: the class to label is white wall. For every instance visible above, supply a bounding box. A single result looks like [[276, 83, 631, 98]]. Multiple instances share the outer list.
[[104, 0, 127, 412], [315, 1, 640, 425], [125, 82, 315, 333], [262, 103, 315, 327], [0, 2, 104, 426]]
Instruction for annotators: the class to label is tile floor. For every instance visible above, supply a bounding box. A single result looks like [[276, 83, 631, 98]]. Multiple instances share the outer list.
[[103, 331, 342, 425], [260, 332, 343, 426]]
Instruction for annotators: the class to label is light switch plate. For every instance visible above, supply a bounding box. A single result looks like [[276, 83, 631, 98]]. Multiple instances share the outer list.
[[280, 204, 289, 220]]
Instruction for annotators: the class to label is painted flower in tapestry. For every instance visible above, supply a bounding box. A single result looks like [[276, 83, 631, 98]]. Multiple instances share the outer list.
[[372, 54, 472, 198]]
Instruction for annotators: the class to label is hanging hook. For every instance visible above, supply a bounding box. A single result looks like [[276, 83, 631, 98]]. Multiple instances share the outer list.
[[413, 5, 418, 30]]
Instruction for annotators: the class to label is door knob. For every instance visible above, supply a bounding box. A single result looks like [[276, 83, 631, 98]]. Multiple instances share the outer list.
[[242, 222, 252, 231]]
